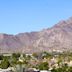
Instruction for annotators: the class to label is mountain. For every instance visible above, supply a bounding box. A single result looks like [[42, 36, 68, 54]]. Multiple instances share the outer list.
[[0, 17, 72, 53]]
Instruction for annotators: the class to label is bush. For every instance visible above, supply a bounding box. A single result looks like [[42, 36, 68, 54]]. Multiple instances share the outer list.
[[37, 62, 49, 70], [0, 59, 10, 69], [0, 55, 3, 60], [12, 53, 20, 59]]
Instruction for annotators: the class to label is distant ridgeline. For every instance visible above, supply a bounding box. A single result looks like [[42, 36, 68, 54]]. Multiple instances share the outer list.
[[0, 17, 72, 53]]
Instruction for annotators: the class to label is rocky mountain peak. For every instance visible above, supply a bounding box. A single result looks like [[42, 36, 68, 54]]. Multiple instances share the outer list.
[[52, 17, 72, 30]]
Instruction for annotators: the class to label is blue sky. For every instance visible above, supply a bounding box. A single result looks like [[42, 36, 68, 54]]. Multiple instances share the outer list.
[[0, 0, 72, 34]]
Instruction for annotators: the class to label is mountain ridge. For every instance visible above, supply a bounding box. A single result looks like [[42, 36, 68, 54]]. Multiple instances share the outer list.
[[0, 17, 72, 53]]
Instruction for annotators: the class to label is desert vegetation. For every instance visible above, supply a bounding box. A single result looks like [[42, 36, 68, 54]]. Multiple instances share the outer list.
[[0, 51, 72, 72]]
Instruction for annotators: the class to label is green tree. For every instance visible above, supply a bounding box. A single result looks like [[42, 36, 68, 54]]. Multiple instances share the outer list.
[[37, 62, 49, 70], [68, 67, 72, 72], [12, 53, 20, 59], [0, 55, 3, 60], [32, 53, 38, 58], [0, 59, 10, 69], [42, 51, 52, 59]]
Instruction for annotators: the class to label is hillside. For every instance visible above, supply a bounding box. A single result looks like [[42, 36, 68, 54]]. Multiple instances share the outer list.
[[0, 17, 72, 53]]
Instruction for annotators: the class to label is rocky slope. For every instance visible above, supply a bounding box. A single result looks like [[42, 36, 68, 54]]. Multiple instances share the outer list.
[[0, 17, 72, 53]]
